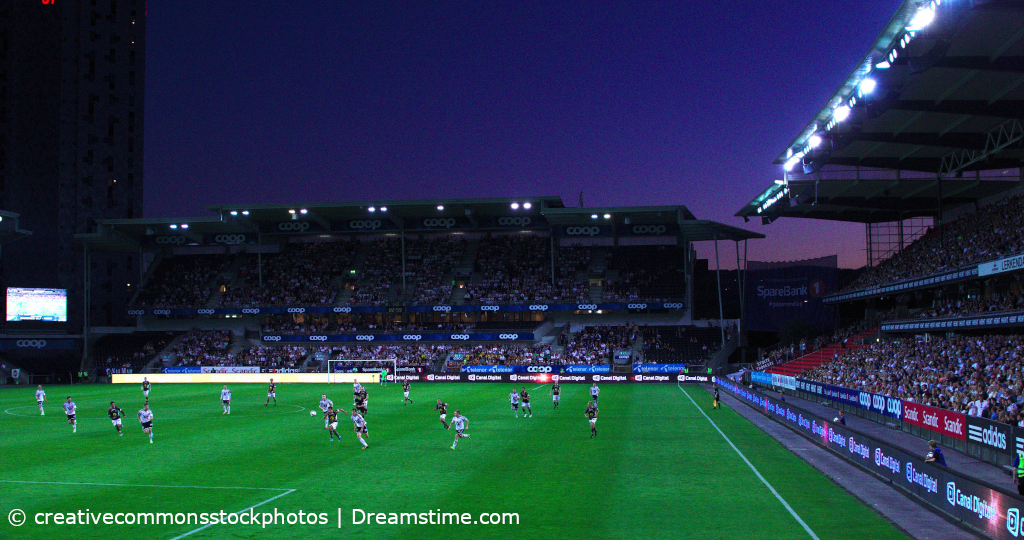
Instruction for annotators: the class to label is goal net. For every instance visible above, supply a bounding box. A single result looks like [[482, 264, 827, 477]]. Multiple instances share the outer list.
[[325, 358, 397, 385]]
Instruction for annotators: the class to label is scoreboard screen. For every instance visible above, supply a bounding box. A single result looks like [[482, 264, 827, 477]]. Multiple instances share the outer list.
[[6, 288, 68, 322]]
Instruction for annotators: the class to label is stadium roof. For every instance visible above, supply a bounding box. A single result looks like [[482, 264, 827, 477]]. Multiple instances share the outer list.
[[0, 210, 31, 246], [76, 196, 761, 252], [736, 174, 1020, 223], [739, 0, 1024, 223]]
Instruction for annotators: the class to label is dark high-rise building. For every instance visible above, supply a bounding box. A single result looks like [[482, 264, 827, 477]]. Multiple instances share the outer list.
[[0, 0, 145, 329]]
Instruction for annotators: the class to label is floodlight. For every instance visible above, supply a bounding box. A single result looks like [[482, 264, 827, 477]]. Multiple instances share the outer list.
[[808, 135, 822, 148], [241, 210, 249, 215], [859, 78, 877, 95], [906, 7, 935, 31], [169, 224, 178, 229], [523, 202, 532, 209], [437, 205, 444, 211], [380, 207, 388, 212], [288, 209, 296, 214], [833, 106, 851, 122], [181, 224, 189, 229], [368, 207, 376, 212], [603, 214, 611, 219], [590, 214, 598, 219], [511, 203, 519, 210], [230, 210, 238, 216], [300, 209, 308, 214]]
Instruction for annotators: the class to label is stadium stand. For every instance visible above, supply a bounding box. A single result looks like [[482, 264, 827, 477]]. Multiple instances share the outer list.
[[843, 195, 1024, 292], [173, 330, 233, 366], [563, 324, 634, 364], [604, 246, 686, 302], [640, 325, 720, 364], [765, 327, 878, 377], [134, 255, 230, 307], [466, 235, 589, 303], [804, 334, 1024, 426], [93, 331, 179, 374], [219, 241, 358, 307]]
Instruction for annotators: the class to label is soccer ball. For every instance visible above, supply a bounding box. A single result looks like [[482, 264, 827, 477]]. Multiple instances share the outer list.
[[310, 410, 317, 417]]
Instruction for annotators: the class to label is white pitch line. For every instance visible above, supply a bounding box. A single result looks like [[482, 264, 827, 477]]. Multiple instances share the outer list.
[[531, 384, 549, 391], [0, 479, 290, 491], [678, 386, 820, 540], [169, 488, 296, 540]]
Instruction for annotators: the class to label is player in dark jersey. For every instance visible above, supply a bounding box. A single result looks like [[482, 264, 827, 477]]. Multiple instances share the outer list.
[[356, 392, 368, 417], [713, 387, 720, 409], [551, 382, 561, 409], [141, 378, 151, 401], [402, 380, 412, 405], [265, 379, 277, 406], [325, 407, 341, 441], [108, 401, 126, 436], [520, 387, 532, 418], [436, 399, 449, 428], [585, 401, 599, 438]]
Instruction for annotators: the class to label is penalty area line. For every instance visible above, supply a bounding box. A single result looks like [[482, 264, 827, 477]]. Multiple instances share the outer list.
[[531, 384, 549, 391], [169, 488, 297, 540], [678, 386, 820, 540]]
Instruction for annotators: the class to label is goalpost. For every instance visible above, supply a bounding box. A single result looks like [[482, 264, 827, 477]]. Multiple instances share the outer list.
[[325, 358, 398, 385]]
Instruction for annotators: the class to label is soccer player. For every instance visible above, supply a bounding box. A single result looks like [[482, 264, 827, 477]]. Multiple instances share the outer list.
[[353, 382, 363, 399], [325, 407, 340, 441], [402, 379, 412, 405], [138, 403, 154, 443], [379, 367, 388, 386], [35, 385, 46, 415], [436, 398, 449, 429], [351, 408, 369, 449], [550, 382, 560, 409], [63, 396, 77, 433], [319, 394, 334, 429], [141, 377, 151, 400], [265, 379, 277, 406], [448, 410, 469, 450], [712, 387, 720, 409], [585, 401, 599, 438], [355, 391, 368, 418], [220, 385, 231, 414], [509, 388, 520, 418], [590, 382, 600, 403], [108, 401, 126, 436], [520, 387, 532, 418]]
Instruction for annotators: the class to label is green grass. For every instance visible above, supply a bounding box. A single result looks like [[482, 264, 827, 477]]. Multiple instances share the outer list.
[[0, 382, 909, 540]]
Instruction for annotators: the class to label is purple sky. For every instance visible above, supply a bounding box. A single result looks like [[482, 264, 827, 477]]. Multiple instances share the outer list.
[[144, 1, 898, 269]]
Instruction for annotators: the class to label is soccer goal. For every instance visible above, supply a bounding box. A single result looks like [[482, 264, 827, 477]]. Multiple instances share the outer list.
[[325, 358, 397, 384]]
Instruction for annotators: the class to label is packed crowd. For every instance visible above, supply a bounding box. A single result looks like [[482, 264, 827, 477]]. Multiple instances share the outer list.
[[563, 325, 635, 364], [321, 344, 455, 367], [135, 256, 229, 307], [174, 330, 233, 367], [455, 343, 563, 366], [465, 235, 589, 303], [220, 241, 358, 307], [914, 288, 1024, 320], [226, 345, 307, 370], [408, 237, 467, 305], [844, 195, 1024, 291], [805, 334, 1024, 426], [350, 238, 401, 305], [262, 315, 472, 335]]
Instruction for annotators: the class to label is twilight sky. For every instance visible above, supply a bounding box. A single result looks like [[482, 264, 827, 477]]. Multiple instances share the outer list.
[[143, 1, 900, 268]]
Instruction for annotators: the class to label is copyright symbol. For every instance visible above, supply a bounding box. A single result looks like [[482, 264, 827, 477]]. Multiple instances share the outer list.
[[8, 508, 26, 526]]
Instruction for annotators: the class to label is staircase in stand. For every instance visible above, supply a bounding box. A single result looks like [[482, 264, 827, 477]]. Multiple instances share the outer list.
[[766, 328, 878, 377]]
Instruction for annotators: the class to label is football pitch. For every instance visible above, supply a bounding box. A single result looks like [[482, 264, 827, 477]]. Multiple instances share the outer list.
[[1, 382, 910, 540]]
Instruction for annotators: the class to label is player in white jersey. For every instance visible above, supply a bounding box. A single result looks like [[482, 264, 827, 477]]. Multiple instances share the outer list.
[[138, 403, 154, 443], [63, 397, 77, 433], [590, 383, 600, 403], [350, 409, 369, 449], [509, 388, 521, 418], [35, 385, 46, 415], [448, 410, 470, 450], [319, 395, 334, 429], [220, 385, 232, 414]]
